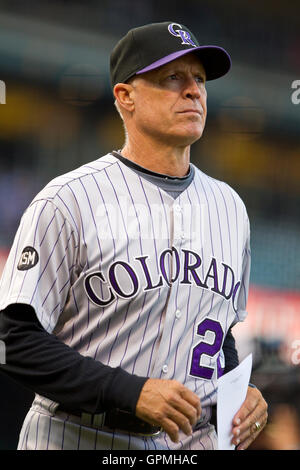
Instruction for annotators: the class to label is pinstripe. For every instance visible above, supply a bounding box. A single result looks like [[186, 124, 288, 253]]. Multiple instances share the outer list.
[[229, 186, 240, 266], [120, 292, 147, 369], [206, 178, 224, 260], [69, 287, 79, 342], [171, 218, 187, 379], [15, 201, 48, 303], [131, 299, 153, 375], [56, 231, 75, 273], [117, 162, 143, 254], [65, 182, 92, 337], [42, 278, 57, 307], [7, 210, 29, 291], [195, 171, 214, 255], [57, 193, 81, 241], [30, 219, 67, 304], [66, 183, 89, 268], [34, 413, 40, 449], [106, 301, 131, 365], [77, 424, 82, 450], [79, 178, 102, 262], [91, 173, 110, 262], [145, 291, 165, 377], [104, 167, 130, 262], [191, 177, 205, 277], [46, 414, 52, 450], [33, 200, 49, 244], [58, 274, 73, 295], [92, 299, 119, 362], [39, 210, 57, 247], [24, 413, 35, 450], [139, 176, 160, 274], [215, 181, 233, 263]]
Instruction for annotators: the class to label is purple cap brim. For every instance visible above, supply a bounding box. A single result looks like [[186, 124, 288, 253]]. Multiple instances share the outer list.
[[136, 46, 231, 80]]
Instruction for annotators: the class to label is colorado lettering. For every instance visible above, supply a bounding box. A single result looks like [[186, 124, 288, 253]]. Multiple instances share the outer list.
[[84, 247, 241, 310]]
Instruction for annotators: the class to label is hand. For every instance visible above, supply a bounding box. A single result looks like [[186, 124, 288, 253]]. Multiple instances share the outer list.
[[135, 378, 201, 443], [231, 385, 268, 450]]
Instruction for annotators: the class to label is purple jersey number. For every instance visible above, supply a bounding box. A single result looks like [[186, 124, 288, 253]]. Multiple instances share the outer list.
[[190, 318, 224, 380]]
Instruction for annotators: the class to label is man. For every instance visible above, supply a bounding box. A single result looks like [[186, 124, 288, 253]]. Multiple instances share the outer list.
[[0, 21, 267, 450]]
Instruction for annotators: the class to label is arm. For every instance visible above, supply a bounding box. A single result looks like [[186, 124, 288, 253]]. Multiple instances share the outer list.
[[0, 303, 200, 443], [0, 303, 147, 414], [222, 327, 239, 373]]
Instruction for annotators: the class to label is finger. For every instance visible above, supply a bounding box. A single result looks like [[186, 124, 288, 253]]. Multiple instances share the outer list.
[[154, 406, 193, 442], [234, 419, 267, 450], [232, 410, 267, 440], [180, 388, 202, 419], [232, 414, 268, 449], [233, 409, 266, 436], [232, 394, 268, 436], [164, 402, 194, 436], [235, 433, 257, 451], [233, 398, 258, 426], [233, 387, 267, 427], [160, 417, 180, 443], [169, 394, 200, 427]]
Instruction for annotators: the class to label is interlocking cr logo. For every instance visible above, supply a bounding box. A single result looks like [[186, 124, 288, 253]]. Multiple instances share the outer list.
[[168, 23, 197, 47]]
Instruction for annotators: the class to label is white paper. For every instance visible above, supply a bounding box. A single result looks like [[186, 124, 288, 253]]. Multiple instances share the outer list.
[[217, 353, 252, 450]]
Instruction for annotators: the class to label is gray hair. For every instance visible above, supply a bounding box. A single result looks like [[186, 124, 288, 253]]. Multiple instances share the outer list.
[[114, 99, 129, 144]]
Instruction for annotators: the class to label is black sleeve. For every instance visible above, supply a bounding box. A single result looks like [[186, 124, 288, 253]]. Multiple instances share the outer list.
[[0, 304, 148, 415], [222, 328, 239, 373]]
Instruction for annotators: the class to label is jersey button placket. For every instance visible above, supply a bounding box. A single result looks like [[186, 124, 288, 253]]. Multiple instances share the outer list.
[[173, 203, 184, 243], [175, 309, 181, 319]]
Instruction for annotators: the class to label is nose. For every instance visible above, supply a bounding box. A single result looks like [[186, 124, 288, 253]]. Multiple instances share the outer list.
[[183, 77, 202, 100]]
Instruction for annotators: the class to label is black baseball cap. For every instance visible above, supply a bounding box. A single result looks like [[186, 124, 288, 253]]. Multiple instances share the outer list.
[[110, 21, 231, 88]]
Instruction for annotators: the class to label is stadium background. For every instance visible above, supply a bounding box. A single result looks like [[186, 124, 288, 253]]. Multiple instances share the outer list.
[[0, 0, 299, 450]]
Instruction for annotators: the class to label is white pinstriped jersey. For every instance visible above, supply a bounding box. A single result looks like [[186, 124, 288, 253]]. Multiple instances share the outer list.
[[0, 152, 251, 450]]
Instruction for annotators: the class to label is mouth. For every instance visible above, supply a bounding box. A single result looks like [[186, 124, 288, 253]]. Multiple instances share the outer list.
[[178, 109, 202, 116]]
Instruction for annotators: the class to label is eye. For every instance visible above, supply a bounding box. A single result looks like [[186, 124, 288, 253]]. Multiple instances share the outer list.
[[168, 74, 178, 80], [195, 75, 205, 84]]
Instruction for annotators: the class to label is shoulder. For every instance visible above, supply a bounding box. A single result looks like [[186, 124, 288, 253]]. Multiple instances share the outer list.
[[26, 154, 119, 212], [192, 164, 248, 217], [32, 154, 117, 203], [22, 154, 118, 228]]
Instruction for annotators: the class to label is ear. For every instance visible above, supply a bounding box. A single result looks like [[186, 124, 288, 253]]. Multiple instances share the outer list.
[[113, 83, 135, 113]]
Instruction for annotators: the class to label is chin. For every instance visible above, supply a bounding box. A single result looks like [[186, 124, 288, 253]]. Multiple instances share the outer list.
[[179, 129, 204, 145], [179, 122, 205, 140]]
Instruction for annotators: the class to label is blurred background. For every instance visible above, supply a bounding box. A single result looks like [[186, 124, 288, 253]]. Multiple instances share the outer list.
[[0, 0, 299, 450]]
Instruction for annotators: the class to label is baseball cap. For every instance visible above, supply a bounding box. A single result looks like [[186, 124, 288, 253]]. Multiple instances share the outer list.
[[110, 21, 231, 88]]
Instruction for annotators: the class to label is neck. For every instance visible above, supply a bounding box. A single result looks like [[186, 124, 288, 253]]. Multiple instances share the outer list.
[[121, 134, 191, 177]]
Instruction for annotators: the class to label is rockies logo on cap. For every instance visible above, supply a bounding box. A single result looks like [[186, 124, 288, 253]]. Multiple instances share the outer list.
[[167, 23, 197, 47], [110, 21, 231, 88]]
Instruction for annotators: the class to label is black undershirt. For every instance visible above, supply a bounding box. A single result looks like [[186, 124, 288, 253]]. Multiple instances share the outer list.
[[0, 153, 239, 415]]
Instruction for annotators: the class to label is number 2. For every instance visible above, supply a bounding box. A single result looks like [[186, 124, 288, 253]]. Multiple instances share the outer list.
[[190, 318, 224, 380]]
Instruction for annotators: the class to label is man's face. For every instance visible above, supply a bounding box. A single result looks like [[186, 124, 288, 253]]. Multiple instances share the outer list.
[[129, 53, 207, 146]]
